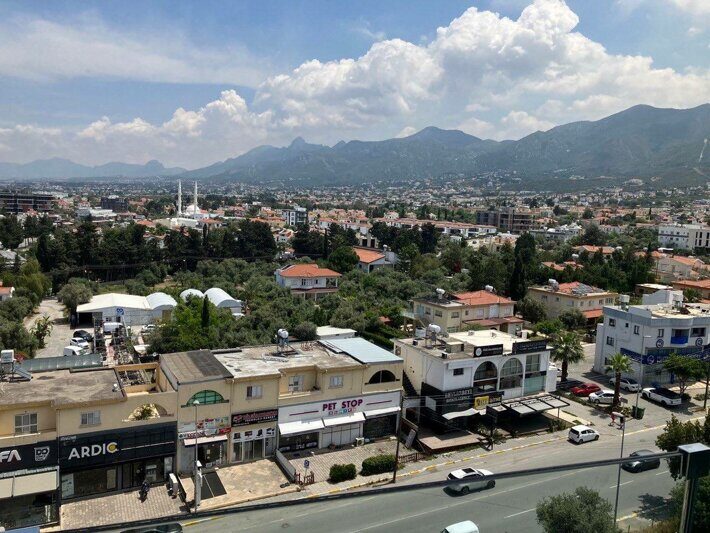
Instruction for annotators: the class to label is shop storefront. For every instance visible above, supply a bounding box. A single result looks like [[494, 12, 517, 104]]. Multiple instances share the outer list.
[[421, 383, 504, 432], [58, 423, 176, 499], [177, 416, 230, 473], [231, 409, 277, 463], [277, 391, 400, 452], [0, 441, 59, 529]]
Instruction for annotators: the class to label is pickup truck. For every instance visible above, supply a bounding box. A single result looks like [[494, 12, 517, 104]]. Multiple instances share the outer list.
[[641, 387, 682, 406]]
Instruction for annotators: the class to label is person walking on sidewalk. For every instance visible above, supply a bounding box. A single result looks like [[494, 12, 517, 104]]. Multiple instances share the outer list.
[[140, 479, 150, 502]]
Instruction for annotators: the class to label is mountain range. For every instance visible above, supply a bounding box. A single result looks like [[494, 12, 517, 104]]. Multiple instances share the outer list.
[[1, 104, 707, 183], [0, 158, 185, 179]]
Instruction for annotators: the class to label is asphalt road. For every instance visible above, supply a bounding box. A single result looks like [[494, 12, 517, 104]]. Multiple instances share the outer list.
[[179, 424, 681, 533]]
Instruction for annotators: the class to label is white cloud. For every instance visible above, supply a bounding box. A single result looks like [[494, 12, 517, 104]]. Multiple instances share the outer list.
[[0, 13, 269, 85], [669, 0, 710, 16], [395, 126, 417, 138], [1, 0, 709, 167]]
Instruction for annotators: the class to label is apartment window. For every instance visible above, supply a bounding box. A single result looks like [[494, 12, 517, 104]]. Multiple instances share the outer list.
[[451, 312, 460, 318], [691, 327, 706, 337], [14, 413, 37, 434], [80, 411, 101, 427], [453, 368, 464, 376], [633, 325, 640, 335], [329, 375, 344, 388], [599, 299, 604, 305], [625, 322, 629, 328], [246, 385, 263, 399], [288, 375, 304, 392], [434, 310, 443, 317], [541, 295, 548, 301], [424, 307, 431, 316], [606, 298, 613, 304], [657, 329, 664, 338], [609, 318, 616, 327], [525, 353, 540, 373], [465, 310, 469, 316], [476, 309, 484, 318], [555, 297, 560, 302], [606, 336, 615, 346]]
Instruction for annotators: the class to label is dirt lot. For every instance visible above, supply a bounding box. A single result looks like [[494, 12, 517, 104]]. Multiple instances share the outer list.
[[24, 298, 76, 358]]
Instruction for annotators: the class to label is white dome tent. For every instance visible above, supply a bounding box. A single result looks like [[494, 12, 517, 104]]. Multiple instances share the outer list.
[[204, 287, 243, 318], [179, 289, 204, 302]]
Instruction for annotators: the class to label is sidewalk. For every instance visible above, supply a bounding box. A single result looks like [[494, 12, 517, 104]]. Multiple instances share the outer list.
[[58, 486, 185, 530]]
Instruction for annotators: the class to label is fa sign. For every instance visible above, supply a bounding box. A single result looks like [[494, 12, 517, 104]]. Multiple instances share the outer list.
[[0, 449, 21, 463]]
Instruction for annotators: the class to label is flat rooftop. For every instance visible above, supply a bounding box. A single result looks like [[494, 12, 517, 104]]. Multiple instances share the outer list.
[[646, 303, 710, 319], [214, 341, 364, 380], [0, 368, 124, 408], [160, 349, 233, 384]]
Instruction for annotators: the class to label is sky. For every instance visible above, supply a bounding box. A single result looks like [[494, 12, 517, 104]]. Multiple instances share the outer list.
[[0, 0, 708, 169]]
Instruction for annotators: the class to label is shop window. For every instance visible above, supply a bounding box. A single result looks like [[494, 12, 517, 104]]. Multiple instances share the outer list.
[[186, 390, 225, 406], [525, 354, 540, 373], [14, 412, 37, 434], [329, 375, 344, 388], [367, 370, 397, 384], [246, 385, 262, 399], [80, 411, 101, 427], [499, 358, 523, 390], [453, 368, 464, 376]]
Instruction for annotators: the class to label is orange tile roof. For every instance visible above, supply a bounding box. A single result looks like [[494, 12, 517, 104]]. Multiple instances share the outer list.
[[582, 309, 603, 319], [452, 290, 514, 306], [576, 245, 616, 254], [278, 264, 342, 278], [353, 247, 385, 264], [673, 279, 710, 289]]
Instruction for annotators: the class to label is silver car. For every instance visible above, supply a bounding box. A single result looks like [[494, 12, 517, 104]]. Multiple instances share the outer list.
[[447, 468, 495, 494], [609, 377, 640, 392]]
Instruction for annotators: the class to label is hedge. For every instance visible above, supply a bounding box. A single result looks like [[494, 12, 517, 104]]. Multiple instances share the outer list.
[[361, 454, 396, 476], [329, 463, 357, 483]]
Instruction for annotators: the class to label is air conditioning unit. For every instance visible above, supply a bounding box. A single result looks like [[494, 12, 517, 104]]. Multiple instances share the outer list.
[[355, 437, 365, 446]]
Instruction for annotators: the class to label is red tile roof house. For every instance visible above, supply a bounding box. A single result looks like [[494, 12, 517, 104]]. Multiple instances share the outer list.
[[0, 281, 15, 302], [275, 264, 342, 300]]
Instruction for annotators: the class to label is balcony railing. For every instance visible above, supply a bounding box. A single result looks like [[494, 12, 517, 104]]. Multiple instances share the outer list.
[[670, 336, 688, 345]]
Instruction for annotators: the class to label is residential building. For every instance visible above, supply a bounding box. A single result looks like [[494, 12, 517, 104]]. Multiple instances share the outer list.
[[475, 208, 533, 233], [0, 355, 178, 529], [527, 281, 617, 323], [275, 264, 341, 300], [353, 246, 397, 273], [282, 206, 308, 227], [635, 283, 673, 296], [658, 224, 710, 251], [100, 196, 128, 212], [529, 223, 583, 242], [0, 191, 53, 214], [411, 289, 522, 334], [0, 281, 14, 302], [394, 330, 558, 439], [593, 291, 710, 385], [672, 279, 710, 300], [574, 245, 617, 257], [76, 205, 117, 221], [646, 252, 708, 283]]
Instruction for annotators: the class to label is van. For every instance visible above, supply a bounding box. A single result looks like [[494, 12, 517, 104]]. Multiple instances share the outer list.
[[103, 321, 124, 334], [441, 521, 479, 533]]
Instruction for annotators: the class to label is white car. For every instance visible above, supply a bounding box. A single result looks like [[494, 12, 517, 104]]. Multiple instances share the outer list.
[[609, 377, 640, 392], [588, 389, 615, 404], [447, 468, 495, 494], [442, 521, 479, 533], [70, 338, 90, 349], [549, 364, 562, 378], [568, 424, 600, 444]]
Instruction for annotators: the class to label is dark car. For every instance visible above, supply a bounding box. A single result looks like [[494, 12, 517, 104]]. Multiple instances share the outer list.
[[121, 523, 183, 533], [621, 450, 661, 473], [73, 329, 94, 342]]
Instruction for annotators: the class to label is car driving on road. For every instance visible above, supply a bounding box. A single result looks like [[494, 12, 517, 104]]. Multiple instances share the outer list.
[[621, 450, 661, 473], [447, 468, 495, 494], [568, 425, 599, 444]]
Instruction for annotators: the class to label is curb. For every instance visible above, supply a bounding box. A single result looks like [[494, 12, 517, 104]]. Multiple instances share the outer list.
[[305, 435, 565, 498], [188, 485, 301, 514]]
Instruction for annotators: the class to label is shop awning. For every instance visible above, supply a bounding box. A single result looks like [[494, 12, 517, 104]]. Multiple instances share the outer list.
[[13, 470, 58, 497], [505, 402, 535, 415], [539, 396, 568, 409], [443, 407, 485, 420], [278, 419, 325, 436], [0, 469, 58, 498], [322, 412, 366, 427], [522, 399, 550, 412], [364, 406, 401, 418], [183, 434, 228, 447]]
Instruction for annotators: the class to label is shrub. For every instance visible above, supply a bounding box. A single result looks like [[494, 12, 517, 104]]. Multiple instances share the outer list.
[[361, 454, 396, 476], [329, 463, 356, 483]]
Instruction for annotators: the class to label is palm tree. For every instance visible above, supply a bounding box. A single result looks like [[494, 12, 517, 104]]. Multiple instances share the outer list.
[[605, 353, 632, 411], [551, 330, 585, 382]]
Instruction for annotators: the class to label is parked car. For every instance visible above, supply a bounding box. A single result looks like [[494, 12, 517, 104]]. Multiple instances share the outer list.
[[441, 521, 480, 533], [447, 468, 495, 494], [621, 450, 662, 473], [103, 321, 124, 334], [63, 345, 89, 357], [570, 383, 602, 397], [141, 324, 157, 333], [557, 378, 584, 392], [549, 364, 562, 378], [73, 329, 93, 342], [588, 390, 615, 404], [642, 387, 683, 407], [70, 338, 90, 349], [568, 425, 600, 444], [609, 377, 640, 392]]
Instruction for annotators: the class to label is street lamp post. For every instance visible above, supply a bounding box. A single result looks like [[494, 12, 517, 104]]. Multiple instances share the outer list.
[[193, 400, 200, 511], [612, 412, 626, 525]]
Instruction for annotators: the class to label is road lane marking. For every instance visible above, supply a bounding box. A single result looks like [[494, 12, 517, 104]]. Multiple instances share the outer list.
[[608, 480, 633, 489], [655, 470, 669, 476], [617, 503, 668, 522], [504, 508, 536, 518]]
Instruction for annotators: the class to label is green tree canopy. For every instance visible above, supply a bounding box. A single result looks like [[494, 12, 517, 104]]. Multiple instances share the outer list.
[[536, 486, 620, 533], [551, 330, 584, 381]]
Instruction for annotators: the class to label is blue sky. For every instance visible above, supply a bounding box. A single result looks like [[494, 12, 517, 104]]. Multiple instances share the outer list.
[[0, 0, 707, 167]]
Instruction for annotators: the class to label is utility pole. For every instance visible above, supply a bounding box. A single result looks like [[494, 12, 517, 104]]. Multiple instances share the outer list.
[[612, 412, 626, 525], [392, 393, 404, 484], [193, 400, 200, 511]]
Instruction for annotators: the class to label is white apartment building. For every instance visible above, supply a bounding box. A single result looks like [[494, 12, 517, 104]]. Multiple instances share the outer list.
[[594, 291, 710, 386], [658, 224, 710, 251]]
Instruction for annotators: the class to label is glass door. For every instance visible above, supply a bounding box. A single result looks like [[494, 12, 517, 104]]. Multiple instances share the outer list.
[[243, 440, 254, 461]]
